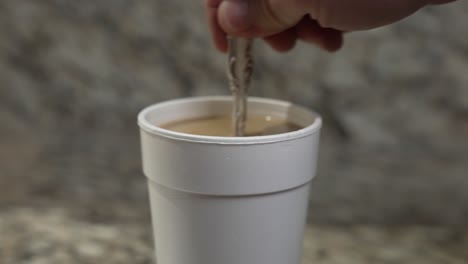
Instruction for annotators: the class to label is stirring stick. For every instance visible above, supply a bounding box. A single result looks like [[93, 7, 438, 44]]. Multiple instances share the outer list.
[[227, 37, 254, 137]]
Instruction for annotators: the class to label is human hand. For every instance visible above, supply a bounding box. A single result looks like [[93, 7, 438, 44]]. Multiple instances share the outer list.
[[205, 0, 455, 52]]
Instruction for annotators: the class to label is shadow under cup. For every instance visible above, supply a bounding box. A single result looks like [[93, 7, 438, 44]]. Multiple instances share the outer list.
[[138, 96, 322, 264]]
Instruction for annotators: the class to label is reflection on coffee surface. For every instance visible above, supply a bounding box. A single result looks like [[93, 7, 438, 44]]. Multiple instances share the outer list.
[[161, 115, 302, 137]]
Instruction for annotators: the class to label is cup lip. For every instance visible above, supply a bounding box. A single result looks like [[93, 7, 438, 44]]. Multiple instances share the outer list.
[[138, 96, 322, 145]]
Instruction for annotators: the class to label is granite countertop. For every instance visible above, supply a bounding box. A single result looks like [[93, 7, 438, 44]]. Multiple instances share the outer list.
[[1, 207, 467, 264]]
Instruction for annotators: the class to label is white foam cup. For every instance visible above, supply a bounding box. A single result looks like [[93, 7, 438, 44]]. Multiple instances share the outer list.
[[138, 96, 321, 264]]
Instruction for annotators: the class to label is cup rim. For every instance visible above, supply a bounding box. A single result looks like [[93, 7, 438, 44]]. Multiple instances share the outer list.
[[138, 96, 322, 145]]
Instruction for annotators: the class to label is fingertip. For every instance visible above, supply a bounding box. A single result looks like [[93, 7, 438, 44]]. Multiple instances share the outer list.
[[263, 28, 297, 52], [265, 38, 296, 53], [218, 0, 254, 36], [300, 30, 343, 52], [322, 31, 344, 52], [296, 16, 343, 52]]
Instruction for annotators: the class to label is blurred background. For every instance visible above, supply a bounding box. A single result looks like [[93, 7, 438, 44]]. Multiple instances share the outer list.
[[1, 1, 468, 262]]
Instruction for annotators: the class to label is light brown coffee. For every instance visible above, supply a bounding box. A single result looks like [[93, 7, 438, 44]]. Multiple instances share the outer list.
[[160, 115, 302, 137]]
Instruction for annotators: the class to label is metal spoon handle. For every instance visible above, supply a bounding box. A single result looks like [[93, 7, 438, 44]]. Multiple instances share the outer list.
[[227, 37, 254, 136]]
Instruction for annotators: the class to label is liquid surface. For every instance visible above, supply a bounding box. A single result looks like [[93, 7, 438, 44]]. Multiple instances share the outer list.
[[161, 115, 302, 137]]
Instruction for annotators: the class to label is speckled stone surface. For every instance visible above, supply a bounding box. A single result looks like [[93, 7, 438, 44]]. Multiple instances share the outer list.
[[1, 1, 468, 224], [1, 207, 467, 264]]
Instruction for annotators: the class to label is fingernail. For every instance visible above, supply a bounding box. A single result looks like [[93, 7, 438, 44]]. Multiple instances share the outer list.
[[221, 0, 250, 32]]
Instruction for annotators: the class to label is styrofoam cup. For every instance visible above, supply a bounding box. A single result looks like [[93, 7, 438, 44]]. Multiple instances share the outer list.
[[138, 96, 321, 264]]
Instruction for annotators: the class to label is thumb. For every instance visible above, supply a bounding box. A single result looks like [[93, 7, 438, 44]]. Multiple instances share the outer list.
[[217, 0, 308, 37]]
